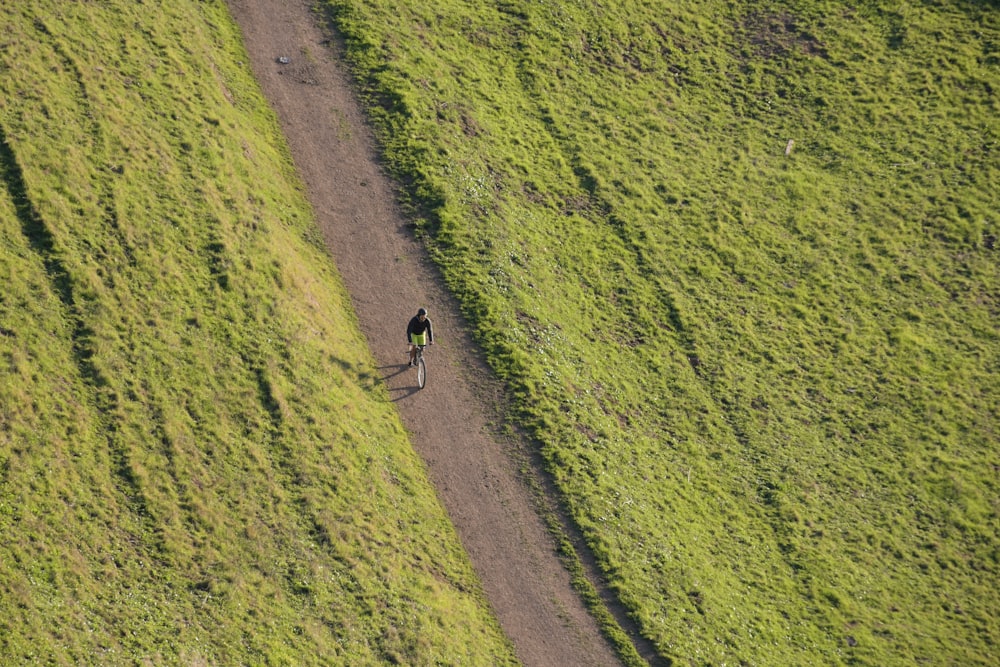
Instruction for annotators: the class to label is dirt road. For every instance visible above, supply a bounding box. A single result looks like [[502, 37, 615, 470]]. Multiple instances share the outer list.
[[225, 1, 630, 664]]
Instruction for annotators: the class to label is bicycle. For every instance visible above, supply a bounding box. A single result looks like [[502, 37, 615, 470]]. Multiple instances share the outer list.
[[412, 344, 428, 389]]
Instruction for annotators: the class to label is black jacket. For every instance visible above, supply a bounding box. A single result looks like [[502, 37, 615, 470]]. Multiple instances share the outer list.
[[406, 315, 433, 343]]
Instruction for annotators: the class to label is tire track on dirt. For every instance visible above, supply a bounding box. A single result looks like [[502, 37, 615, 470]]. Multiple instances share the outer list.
[[225, 1, 629, 664]]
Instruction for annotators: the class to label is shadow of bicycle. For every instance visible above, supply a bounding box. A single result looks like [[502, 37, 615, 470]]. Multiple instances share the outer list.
[[378, 362, 423, 400]]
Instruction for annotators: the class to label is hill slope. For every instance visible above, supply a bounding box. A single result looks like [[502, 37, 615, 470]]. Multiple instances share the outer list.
[[319, 0, 999, 664], [0, 2, 516, 664]]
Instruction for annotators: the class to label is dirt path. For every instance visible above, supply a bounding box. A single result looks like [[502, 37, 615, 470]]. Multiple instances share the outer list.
[[224, 1, 627, 665]]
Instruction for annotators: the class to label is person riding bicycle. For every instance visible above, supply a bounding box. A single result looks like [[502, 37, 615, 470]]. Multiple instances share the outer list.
[[406, 307, 434, 367]]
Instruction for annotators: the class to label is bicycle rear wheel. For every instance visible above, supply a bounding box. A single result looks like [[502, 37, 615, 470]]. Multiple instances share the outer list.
[[417, 355, 426, 389]]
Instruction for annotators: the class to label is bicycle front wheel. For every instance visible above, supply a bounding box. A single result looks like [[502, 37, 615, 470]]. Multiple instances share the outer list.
[[417, 356, 426, 389]]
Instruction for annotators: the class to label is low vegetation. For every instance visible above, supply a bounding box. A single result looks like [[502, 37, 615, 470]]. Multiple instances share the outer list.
[[0, 2, 516, 664], [323, 0, 998, 664], [2, 0, 996, 664]]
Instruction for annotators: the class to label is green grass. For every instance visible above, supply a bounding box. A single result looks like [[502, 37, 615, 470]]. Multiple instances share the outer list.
[[0, 2, 516, 664], [322, 0, 999, 664], [2, 0, 997, 664]]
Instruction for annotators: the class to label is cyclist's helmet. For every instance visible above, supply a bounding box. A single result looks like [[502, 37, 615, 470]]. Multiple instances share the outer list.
[[417, 307, 427, 316]]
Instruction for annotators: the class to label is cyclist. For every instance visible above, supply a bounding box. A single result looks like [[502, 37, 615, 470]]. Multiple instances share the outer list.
[[406, 307, 434, 367]]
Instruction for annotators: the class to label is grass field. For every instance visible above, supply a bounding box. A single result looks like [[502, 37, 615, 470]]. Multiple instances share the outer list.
[[322, 0, 999, 664], [0, 2, 517, 664], [1, 0, 997, 665]]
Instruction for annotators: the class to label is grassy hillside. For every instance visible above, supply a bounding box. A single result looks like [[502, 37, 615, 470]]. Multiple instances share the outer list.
[[0, 2, 517, 664], [323, 0, 999, 664]]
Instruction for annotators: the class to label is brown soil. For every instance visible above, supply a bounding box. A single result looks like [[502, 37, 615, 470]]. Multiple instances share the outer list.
[[225, 1, 646, 665]]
